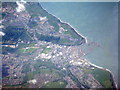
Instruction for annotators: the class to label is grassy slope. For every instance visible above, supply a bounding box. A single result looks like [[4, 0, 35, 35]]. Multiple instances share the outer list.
[[90, 68, 113, 88], [26, 3, 85, 46]]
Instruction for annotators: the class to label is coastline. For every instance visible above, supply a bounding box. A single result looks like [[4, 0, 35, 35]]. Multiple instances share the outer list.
[[40, 3, 117, 88], [86, 59, 117, 88], [40, 3, 88, 45]]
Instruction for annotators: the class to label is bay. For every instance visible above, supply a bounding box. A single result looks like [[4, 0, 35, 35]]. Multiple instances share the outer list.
[[40, 2, 118, 85]]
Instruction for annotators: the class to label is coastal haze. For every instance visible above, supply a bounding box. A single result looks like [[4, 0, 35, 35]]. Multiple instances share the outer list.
[[41, 2, 118, 85]]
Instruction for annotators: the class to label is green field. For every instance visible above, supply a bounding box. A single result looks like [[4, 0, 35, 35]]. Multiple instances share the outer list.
[[34, 60, 56, 69], [23, 60, 64, 82], [42, 80, 67, 88], [61, 24, 80, 39], [22, 64, 31, 73], [90, 68, 112, 88], [19, 47, 37, 54], [42, 47, 51, 54], [24, 68, 64, 82]]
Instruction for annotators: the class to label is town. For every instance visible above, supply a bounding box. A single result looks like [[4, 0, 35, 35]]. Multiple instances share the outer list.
[[1, 2, 115, 89]]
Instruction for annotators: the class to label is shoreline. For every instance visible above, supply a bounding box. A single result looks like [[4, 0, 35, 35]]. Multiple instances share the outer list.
[[40, 3, 117, 88], [40, 3, 88, 45], [86, 59, 117, 88]]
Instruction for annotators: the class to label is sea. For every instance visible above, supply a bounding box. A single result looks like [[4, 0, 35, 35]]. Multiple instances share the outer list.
[[40, 2, 118, 86]]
